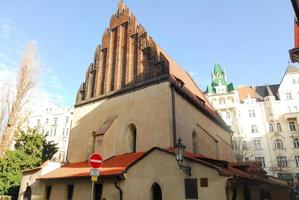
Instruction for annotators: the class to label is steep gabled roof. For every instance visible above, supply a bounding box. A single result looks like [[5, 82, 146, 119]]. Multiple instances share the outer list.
[[255, 84, 279, 100], [73, 1, 230, 133], [213, 63, 224, 74], [238, 86, 256, 101]]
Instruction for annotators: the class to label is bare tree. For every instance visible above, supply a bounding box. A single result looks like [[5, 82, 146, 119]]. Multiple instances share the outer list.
[[268, 151, 296, 178], [0, 42, 40, 156]]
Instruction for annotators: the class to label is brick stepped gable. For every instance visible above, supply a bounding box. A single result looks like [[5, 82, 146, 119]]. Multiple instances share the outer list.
[[75, 1, 216, 116], [76, 0, 170, 105]]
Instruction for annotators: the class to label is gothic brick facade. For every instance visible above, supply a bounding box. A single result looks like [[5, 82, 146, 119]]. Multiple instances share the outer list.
[[76, 1, 169, 105]]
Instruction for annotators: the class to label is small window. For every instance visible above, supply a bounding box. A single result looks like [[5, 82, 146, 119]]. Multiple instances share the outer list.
[[67, 185, 74, 200], [200, 178, 208, 187], [45, 186, 52, 200], [248, 109, 256, 117], [294, 138, 299, 148], [253, 140, 261, 150], [286, 93, 292, 100], [185, 178, 198, 199], [251, 125, 258, 133], [274, 139, 284, 149], [53, 117, 58, 126], [255, 157, 266, 167], [295, 156, 299, 167], [277, 156, 288, 167], [277, 123, 282, 132], [289, 121, 296, 132], [269, 124, 274, 132]]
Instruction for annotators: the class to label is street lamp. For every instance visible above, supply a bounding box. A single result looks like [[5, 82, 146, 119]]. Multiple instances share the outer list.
[[175, 137, 191, 176]]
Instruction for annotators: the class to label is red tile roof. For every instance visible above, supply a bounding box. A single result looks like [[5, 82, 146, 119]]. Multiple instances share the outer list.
[[38, 148, 288, 187], [39, 152, 145, 180], [238, 86, 256, 100]]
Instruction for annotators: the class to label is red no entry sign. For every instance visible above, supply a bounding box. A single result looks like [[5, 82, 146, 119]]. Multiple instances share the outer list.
[[89, 153, 103, 168]]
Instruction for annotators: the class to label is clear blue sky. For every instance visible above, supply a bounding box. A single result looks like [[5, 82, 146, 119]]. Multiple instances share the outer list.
[[0, 0, 295, 106]]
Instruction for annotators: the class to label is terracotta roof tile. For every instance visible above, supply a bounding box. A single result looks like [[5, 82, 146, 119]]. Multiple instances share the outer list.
[[238, 86, 256, 101], [38, 148, 288, 187], [39, 152, 144, 180]]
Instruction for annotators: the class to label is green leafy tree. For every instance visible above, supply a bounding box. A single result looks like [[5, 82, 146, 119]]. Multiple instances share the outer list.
[[0, 128, 58, 197]]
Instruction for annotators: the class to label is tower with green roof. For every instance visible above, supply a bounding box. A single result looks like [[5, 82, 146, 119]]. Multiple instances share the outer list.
[[206, 64, 235, 94]]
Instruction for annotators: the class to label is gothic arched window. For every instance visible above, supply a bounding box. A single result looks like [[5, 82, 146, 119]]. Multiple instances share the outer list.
[[151, 182, 162, 200], [127, 123, 137, 153]]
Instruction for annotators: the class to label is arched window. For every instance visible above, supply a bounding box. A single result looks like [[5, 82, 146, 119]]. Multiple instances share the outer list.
[[127, 124, 137, 153], [269, 124, 274, 132], [151, 182, 162, 200], [277, 123, 282, 132], [192, 131, 199, 154], [274, 139, 284, 149]]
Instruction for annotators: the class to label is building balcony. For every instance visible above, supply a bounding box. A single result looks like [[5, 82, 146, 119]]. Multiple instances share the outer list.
[[284, 112, 299, 123], [290, 48, 299, 63]]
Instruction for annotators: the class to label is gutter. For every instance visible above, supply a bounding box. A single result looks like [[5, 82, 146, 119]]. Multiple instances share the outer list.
[[171, 85, 177, 146], [114, 181, 123, 200]]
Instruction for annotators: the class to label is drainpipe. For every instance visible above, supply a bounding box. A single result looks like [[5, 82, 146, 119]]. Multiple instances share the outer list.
[[171, 85, 177, 146], [114, 181, 123, 200]]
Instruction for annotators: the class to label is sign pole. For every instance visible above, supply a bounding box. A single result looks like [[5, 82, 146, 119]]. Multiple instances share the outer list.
[[90, 181, 94, 200], [88, 153, 103, 200]]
